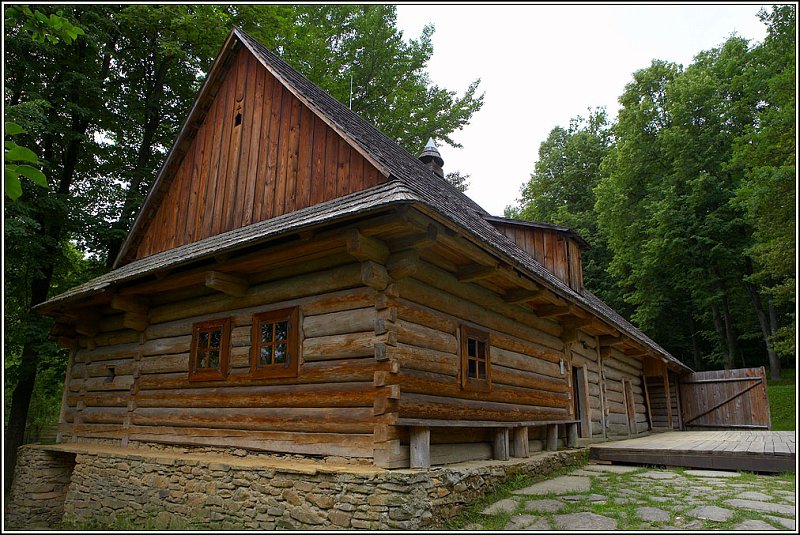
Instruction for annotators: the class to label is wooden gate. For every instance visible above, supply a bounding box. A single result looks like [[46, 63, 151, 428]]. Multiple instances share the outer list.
[[678, 368, 771, 430]]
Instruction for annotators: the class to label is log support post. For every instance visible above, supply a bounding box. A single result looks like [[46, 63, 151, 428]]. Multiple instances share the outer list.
[[493, 427, 510, 461], [546, 424, 559, 451], [409, 426, 431, 469], [510, 426, 529, 458], [567, 422, 579, 448]]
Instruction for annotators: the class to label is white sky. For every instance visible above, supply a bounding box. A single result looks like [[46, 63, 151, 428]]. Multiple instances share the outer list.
[[395, 3, 771, 216]]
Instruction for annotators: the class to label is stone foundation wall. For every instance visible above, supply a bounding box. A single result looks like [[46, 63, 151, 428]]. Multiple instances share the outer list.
[[6, 447, 75, 529], [6, 444, 586, 530]]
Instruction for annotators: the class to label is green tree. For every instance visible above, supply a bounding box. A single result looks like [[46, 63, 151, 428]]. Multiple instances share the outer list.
[[731, 5, 796, 375], [275, 5, 484, 152], [3, 6, 83, 200], [596, 35, 781, 372], [511, 109, 622, 312], [4, 4, 118, 491]]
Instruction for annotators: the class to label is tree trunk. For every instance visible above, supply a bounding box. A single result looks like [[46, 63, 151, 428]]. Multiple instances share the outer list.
[[688, 315, 702, 370], [3, 35, 106, 493], [4, 268, 58, 492], [712, 267, 742, 370], [105, 52, 175, 268], [747, 281, 781, 380], [721, 293, 743, 369], [710, 302, 730, 368]]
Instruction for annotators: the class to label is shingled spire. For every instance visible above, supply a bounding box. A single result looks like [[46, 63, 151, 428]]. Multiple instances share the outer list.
[[419, 137, 444, 178]]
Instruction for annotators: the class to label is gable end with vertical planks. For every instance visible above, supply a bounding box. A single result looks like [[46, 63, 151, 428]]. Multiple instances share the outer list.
[[129, 44, 387, 262]]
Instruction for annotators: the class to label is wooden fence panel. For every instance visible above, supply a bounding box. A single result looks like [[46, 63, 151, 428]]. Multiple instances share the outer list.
[[678, 367, 771, 430]]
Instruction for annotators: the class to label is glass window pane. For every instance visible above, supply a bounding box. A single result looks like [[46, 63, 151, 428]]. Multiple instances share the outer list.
[[274, 344, 287, 364], [260, 346, 272, 367], [477, 361, 485, 379], [467, 338, 476, 357], [210, 329, 221, 348], [199, 331, 209, 349], [468, 358, 477, 379], [275, 321, 288, 341], [196, 350, 207, 369], [208, 350, 220, 368], [261, 322, 273, 343], [477, 340, 486, 358]]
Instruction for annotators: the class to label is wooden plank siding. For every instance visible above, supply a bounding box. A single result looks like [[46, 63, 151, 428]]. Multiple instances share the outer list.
[[492, 223, 583, 292], [134, 47, 385, 261], [59, 256, 387, 459]]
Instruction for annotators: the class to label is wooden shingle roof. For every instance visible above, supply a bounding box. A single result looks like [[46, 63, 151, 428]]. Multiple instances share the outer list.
[[41, 27, 689, 372]]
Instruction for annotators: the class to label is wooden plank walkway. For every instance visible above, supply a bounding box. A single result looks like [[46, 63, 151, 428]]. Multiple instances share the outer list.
[[589, 431, 795, 473]]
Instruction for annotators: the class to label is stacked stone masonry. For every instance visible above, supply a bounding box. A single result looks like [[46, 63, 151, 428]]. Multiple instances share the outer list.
[[6, 444, 585, 530]]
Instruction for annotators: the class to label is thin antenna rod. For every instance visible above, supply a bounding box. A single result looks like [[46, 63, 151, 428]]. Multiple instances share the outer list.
[[349, 74, 353, 110]]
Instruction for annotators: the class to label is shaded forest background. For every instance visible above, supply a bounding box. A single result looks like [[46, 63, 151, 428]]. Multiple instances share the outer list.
[[508, 5, 795, 379], [2, 4, 795, 484]]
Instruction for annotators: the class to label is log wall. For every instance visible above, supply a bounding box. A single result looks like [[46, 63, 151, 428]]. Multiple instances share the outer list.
[[382, 262, 573, 465], [601, 348, 648, 437], [134, 46, 384, 261], [60, 261, 386, 459]]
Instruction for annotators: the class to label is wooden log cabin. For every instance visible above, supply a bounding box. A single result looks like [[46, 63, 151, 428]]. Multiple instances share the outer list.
[[37, 27, 691, 469]]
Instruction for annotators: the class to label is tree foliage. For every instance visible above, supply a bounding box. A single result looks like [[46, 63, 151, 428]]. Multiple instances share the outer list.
[[512, 6, 795, 375]]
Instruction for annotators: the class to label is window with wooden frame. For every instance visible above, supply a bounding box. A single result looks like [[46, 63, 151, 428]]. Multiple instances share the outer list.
[[189, 318, 231, 381], [460, 325, 491, 391], [251, 307, 299, 378]]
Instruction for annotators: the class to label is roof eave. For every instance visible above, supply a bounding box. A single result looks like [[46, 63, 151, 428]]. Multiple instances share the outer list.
[[416, 205, 689, 373]]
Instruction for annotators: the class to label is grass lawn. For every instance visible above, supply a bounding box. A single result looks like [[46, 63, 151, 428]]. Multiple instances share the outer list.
[[767, 368, 795, 431]]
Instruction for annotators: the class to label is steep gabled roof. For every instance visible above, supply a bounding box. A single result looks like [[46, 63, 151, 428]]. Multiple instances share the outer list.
[[52, 27, 689, 372]]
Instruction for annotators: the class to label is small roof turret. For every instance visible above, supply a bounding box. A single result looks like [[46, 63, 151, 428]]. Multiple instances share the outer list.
[[418, 137, 444, 178]]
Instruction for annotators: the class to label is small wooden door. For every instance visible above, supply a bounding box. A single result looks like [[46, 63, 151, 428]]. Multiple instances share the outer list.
[[623, 379, 636, 435], [572, 364, 590, 438]]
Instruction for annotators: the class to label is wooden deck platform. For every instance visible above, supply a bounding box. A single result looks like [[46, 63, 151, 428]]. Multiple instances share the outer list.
[[589, 431, 795, 473]]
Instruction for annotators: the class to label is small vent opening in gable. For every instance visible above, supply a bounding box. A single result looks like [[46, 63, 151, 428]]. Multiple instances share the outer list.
[[234, 110, 242, 127]]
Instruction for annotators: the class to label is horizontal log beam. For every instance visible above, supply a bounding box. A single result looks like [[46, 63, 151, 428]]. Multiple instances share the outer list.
[[535, 305, 571, 318], [503, 288, 544, 304], [361, 261, 390, 291], [75, 312, 101, 338], [111, 295, 149, 314], [388, 224, 438, 251], [456, 263, 498, 283], [346, 229, 389, 264], [386, 249, 419, 280], [122, 311, 149, 332], [205, 270, 248, 297], [599, 334, 626, 348]]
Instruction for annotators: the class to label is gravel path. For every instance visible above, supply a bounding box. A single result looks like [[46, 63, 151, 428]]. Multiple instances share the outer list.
[[460, 463, 796, 530]]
